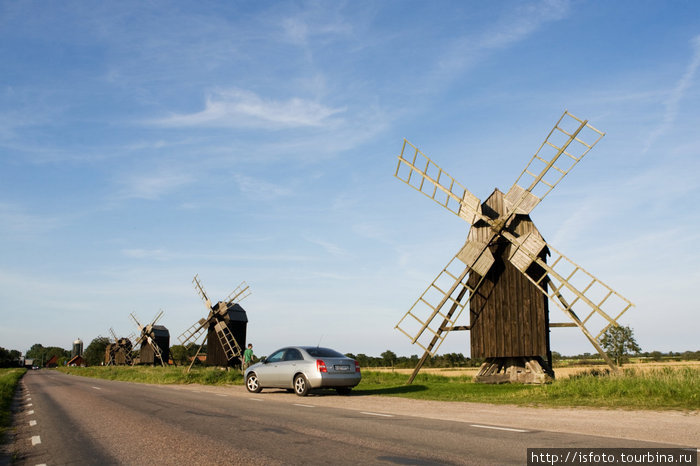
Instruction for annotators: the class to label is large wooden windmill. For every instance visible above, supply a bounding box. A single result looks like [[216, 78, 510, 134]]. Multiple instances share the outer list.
[[394, 110, 634, 384], [131, 311, 170, 367], [178, 274, 250, 370], [105, 328, 133, 366]]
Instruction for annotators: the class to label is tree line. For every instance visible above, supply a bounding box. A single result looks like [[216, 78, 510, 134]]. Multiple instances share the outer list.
[[5, 324, 699, 368]]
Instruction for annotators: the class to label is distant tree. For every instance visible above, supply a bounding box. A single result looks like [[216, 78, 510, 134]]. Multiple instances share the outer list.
[[355, 353, 370, 368], [600, 325, 641, 366], [380, 350, 397, 367], [170, 345, 189, 365], [84, 337, 110, 366], [0, 347, 21, 367], [25, 343, 46, 361]]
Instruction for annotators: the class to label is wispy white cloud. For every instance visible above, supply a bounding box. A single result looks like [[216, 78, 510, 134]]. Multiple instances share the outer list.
[[121, 248, 169, 260], [233, 174, 293, 200], [304, 236, 349, 257], [0, 202, 60, 237], [644, 35, 700, 152], [116, 170, 194, 200], [436, 0, 570, 77], [280, 13, 352, 46], [154, 88, 345, 129]]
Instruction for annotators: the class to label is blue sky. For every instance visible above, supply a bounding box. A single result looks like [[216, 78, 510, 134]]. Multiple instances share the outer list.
[[1, 1, 699, 359]]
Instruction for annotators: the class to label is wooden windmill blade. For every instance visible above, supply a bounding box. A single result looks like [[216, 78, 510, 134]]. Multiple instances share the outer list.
[[395, 237, 497, 356], [192, 274, 213, 310], [504, 230, 634, 353], [395, 139, 488, 226], [178, 318, 208, 346], [212, 321, 244, 363], [145, 334, 165, 366], [224, 281, 251, 306], [504, 110, 605, 215], [151, 309, 164, 326]]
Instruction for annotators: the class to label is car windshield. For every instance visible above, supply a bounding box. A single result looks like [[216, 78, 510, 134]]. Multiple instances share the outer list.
[[305, 347, 346, 358]]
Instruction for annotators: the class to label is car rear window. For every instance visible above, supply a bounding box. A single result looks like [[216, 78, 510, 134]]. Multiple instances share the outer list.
[[305, 347, 346, 358]]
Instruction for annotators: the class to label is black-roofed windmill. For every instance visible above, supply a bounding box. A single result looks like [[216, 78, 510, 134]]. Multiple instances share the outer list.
[[105, 328, 134, 366], [178, 274, 250, 371], [394, 110, 634, 384], [131, 310, 170, 367]]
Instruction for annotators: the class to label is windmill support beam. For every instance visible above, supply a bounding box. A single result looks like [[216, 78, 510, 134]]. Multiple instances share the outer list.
[[440, 325, 470, 331], [187, 334, 207, 374], [407, 284, 470, 384]]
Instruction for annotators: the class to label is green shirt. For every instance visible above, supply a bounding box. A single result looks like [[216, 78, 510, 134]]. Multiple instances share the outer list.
[[243, 348, 254, 363]]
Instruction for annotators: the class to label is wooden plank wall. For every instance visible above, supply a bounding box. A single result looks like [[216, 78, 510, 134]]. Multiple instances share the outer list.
[[468, 189, 549, 358]]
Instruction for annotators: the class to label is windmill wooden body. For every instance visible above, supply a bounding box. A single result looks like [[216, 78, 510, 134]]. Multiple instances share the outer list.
[[105, 328, 133, 366], [178, 275, 250, 370], [131, 311, 170, 366], [394, 110, 634, 383]]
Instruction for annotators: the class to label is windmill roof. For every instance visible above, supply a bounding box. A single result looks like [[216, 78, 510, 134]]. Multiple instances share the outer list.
[[224, 302, 248, 322], [150, 325, 169, 337]]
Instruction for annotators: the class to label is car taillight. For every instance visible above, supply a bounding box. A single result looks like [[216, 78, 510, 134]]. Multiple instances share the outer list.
[[355, 360, 360, 373], [316, 359, 327, 373]]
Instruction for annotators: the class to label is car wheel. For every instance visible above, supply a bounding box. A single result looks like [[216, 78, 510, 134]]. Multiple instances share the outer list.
[[336, 387, 352, 396], [246, 373, 262, 393], [294, 374, 309, 396]]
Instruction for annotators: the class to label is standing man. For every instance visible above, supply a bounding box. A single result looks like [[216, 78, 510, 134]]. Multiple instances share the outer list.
[[243, 343, 254, 368]]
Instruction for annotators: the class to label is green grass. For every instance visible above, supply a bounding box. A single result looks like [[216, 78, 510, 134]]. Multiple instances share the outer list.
[[55, 365, 699, 410], [57, 365, 243, 385], [355, 368, 699, 410], [1, 368, 27, 441]]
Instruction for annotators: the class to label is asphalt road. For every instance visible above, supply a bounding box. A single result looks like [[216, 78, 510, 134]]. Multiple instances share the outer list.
[[9, 370, 697, 465]]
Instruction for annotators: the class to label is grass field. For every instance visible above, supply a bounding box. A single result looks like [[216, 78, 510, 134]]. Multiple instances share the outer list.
[[56, 364, 699, 410], [357, 367, 699, 410], [0, 368, 27, 441], [57, 365, 243, 385]]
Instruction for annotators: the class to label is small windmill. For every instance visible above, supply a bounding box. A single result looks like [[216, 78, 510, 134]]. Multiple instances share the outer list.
[[131, 310, 170, 367], [105, 328, 133, 366], [394, 110, 634, 383], [178, 274, 250, 371]]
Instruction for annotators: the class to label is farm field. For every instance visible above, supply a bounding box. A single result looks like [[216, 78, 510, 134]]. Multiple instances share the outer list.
[[371, 360, 700, 379]]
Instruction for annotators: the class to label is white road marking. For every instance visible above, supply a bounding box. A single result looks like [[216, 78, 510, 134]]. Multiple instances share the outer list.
[[27, 410, 34, 415], [27, 403, 33, 407], [92, 386, 102, 390], [360, 411, 394, 417], [26, 397, 31, 401], [293, 403, 315, 408], [31, 436, 41, 446], [249, 398, 264, 402], [216, 394, 228, 397], [36, 463, 47, 466], [469, 424, 529, 433], [29, 420, 37, 426]]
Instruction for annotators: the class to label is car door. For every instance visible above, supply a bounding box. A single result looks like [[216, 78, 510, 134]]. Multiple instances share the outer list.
[[275, 348, 304, 387], [257, 349, 286, 387]]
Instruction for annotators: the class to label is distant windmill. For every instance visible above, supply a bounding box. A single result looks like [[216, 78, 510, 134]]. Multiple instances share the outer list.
[[178, 275, 250, 371], [131, 310, 170, 367], [394, 110, 634, 383], [105, 328, 133, 366]]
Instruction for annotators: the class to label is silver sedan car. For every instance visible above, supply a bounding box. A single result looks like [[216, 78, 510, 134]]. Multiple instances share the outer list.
[[244, 346, 361, 396]]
